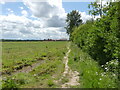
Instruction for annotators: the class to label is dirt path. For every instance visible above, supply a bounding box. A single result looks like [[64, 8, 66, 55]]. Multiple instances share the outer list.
[[61, 44, 80, 88]]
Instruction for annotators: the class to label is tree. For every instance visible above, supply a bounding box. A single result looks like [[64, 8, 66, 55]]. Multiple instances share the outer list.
[[88, 0, 110, 17], [88, 1, 102, 17], [65, 10, 82, 37], [72, 1, 120, 65]]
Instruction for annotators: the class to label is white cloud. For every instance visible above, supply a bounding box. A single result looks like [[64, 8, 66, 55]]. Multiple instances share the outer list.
[[23, 0, 66, 28], [24, 0, 65, 18], [1, 14, 68, 40], [79, 11, 101, 23], [21, 10, 28, 17], [20, 7, 24, 10], [7, 8, 11, 11], [1, 0, 97, 40], [0, 1, 5, 4], [45, 15, 66, 27], [7, 8, 14, 13], [80, 12, 92, 23], [1, 0, 69, 40]]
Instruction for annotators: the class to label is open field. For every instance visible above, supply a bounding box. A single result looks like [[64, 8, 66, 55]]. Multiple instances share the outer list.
[[1, 1, 119, 89], [1, 41, 119, 88], [2, 41, 69, 88]]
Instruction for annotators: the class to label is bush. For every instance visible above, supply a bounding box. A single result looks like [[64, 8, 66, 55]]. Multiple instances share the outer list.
[[71, 2, 120, 65]]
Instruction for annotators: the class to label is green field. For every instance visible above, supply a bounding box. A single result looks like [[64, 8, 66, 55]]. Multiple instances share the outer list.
[[1, 41, 119, 88], [1, 1, 119, 89], [2, 41, 68, 88]]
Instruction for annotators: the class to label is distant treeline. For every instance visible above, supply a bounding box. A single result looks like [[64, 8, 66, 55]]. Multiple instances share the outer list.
[[1, 39, 69, 42]]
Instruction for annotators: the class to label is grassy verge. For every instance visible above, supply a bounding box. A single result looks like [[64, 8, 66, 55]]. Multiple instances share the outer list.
[[68, 43, 118, 88]]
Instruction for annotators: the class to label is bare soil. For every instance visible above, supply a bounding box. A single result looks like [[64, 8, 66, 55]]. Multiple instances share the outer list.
[[61, 45, 80, 88]]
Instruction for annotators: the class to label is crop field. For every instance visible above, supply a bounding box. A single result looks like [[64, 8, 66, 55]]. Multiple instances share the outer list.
[[2, 41, 69, 88]]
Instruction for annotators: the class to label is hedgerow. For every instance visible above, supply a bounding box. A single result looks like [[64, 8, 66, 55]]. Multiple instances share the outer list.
[[72, 2, 120, 65], [71, 2, 120, 86]]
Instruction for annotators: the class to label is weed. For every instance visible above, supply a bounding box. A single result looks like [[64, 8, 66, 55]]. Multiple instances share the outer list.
[[2, 78, 18, 89], [47, 80, 54, 87], [61, 77, 69, 84]]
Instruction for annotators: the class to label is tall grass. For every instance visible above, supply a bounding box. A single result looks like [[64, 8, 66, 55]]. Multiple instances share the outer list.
[[68, 43, 118, 88]]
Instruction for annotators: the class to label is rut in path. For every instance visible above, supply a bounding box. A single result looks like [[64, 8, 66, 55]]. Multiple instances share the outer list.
[[3, 60, 45, 76], [61, 45, 80, 88], [13, 60, 45, 75]]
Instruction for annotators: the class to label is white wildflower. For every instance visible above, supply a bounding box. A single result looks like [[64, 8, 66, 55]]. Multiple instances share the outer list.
[[34, 74, 37, 76], [106, 62, 108, 64], [105, 67, 107, 70], [96, 72, 98, 75], [101, 65, 104, 67], [113, 74, 116, 77], [101, 73, 104, 76], [99, 78, 102, 80], [110, 61, 113, 64]]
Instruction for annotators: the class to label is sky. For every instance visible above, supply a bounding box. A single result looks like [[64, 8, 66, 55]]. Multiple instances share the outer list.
[[0, 0, 95, 40]]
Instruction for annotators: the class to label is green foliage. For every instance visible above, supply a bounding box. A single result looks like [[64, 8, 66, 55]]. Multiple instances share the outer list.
[[88, 1, 103, 17], [68, 43, 118, 88], [47, 80, 55, 87], [88, 1, 115, 17], [103, 59, 119, 75], [2, 77, 18, 89], [71, 2, 119, 87], [65, 10, 82, 36], [71, 2, 120, 65]]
